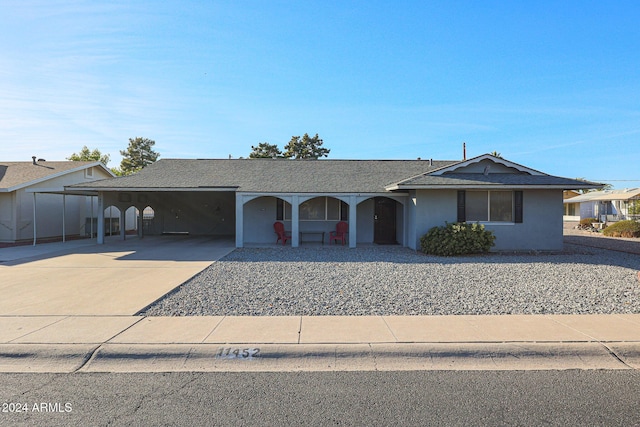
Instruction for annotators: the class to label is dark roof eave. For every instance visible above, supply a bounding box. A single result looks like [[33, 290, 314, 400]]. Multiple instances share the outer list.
[[64, 186, 239, 192], [386, 184, 602, 191]]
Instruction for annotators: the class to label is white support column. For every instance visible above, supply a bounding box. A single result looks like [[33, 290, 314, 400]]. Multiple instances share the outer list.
[[32, 192, 37, 246], [235, 194, 244, 247], [348, 195, 357, 248], [62, 194, 66, 242], [120, 208, 126, 240], [137, 208, 144, 238], [291, 195, 300, 247], [97, 193, 105, 244], [90, 196, 94, 239]]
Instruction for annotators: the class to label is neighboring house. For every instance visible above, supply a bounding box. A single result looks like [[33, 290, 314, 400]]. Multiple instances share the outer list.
[[0, 159, 114, 244], [563, 190, 581, 221], [562, 188, 640, 223], [66, 154, 600, 251]]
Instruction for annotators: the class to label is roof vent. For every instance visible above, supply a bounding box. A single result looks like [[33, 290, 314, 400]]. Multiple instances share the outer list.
[[32, 156, 37, 165]]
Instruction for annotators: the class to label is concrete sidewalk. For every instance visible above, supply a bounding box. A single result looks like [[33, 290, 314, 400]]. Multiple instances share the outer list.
[[1, 314, 639, 372]]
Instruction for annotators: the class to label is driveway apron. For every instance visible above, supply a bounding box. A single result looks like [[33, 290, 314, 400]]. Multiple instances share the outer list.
[[0, 236, 234, 315]]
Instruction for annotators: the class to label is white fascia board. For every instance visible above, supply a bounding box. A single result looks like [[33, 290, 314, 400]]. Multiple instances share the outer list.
[[25, 187, 66, 193], [429, 154, 546, 176], [389, 184, 593, 190]]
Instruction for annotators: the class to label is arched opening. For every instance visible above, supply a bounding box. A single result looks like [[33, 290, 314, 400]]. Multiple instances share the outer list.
[[142, 205, 156, 234], [124, 206, 138, 235], [103, 205, 121, 236], [297, 196, 349, 245]]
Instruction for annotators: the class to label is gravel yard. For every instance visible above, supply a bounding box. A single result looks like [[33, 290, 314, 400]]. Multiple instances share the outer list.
[[141, 243, 640, 316]]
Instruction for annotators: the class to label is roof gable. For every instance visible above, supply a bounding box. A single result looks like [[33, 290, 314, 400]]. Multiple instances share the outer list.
[[0, 161, 114, 192], [386, 154, 602, 190], [429, 154, 545, 176]]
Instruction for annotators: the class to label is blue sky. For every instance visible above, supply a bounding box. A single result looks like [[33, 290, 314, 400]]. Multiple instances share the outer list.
[[1, 1, 639, 188]]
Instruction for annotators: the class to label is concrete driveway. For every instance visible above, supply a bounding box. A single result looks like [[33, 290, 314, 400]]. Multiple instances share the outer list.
[[0, 236, 234, 315]]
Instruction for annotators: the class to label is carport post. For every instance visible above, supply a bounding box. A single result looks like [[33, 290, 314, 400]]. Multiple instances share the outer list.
[[235, 194, 244, 247], [97, 193, 105, 244], [90, 196, 94, 239], [62, 194, 66, 242], [291, 195, 299, 247], [32, 192, 37, 246], [138, 208, 144, 238], [120, 208, 126, 240], [349, 195, 357, 248]]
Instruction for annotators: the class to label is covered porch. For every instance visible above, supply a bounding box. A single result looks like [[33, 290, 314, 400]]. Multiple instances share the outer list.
[[235, 192, 409, 248]]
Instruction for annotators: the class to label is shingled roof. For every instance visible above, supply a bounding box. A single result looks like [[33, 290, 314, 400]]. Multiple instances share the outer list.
[[67, 155, 599, 194], [0, 161, 107, 192], [68, 158, 457, 193]]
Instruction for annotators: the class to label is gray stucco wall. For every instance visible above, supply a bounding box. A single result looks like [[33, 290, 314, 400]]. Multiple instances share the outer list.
[[356, 199, 374, 243], [487, 190, 563, 251], [244, 196, 279, 244], [411, 189, 458, 250], [411, 189, 563, 251]]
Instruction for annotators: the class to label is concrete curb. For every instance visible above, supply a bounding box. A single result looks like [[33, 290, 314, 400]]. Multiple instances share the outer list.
[[1, 342, 638, 373]]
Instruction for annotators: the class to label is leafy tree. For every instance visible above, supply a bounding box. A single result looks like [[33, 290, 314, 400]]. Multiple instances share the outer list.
[[249, 142, 283, 158], [490, 151, 502, 158], [119, 137, 160, 175], [283, 133, 329, 159], [67, 146, 110, 165]]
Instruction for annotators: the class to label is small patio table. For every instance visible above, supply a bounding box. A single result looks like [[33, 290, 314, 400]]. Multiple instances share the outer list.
[[299, 231, 325, 245]]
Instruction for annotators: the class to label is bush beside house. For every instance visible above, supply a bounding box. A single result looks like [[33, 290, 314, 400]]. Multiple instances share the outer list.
[[420, 222, 496, 256], [602, 220, 640, 238]]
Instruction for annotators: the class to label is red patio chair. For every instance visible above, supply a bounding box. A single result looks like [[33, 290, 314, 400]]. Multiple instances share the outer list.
[[329, 221, 348, 245], [273, 221, 291, 245]]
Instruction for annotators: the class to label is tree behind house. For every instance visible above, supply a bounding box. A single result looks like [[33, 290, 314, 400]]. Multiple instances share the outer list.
[[67, 146, 110, 165], [249, 142, 283, 158], [119, 137, 160, 175], [283, 133, 329, 159]]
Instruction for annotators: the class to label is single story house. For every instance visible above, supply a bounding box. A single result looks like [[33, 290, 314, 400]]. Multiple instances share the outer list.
[[563, 190, 581, 221], [563, 188, 640, 223], [64, 154, 600, 251], [0, 158, 114, 244]]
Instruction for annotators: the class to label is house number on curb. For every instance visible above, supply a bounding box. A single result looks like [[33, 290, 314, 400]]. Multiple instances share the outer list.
[[215, 347, 261, 359]]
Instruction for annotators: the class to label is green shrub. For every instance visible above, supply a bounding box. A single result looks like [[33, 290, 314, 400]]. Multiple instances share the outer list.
[[420, 222, 496, 256], [602, 220, 640, 238]]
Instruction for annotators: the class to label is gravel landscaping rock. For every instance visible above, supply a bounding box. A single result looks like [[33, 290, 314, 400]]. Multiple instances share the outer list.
[[141, 244, 640, 316]]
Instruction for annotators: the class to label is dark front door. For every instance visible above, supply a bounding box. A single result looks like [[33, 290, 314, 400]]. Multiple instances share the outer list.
[[374, 197, 397, 244]]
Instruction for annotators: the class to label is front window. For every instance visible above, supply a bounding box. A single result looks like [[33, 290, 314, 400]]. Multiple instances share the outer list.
[[466, 191, 513, 222], [277, 197, 348, 221]]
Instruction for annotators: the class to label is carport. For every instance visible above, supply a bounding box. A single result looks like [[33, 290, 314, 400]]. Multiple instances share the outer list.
[[92, 189, 237, 244]]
